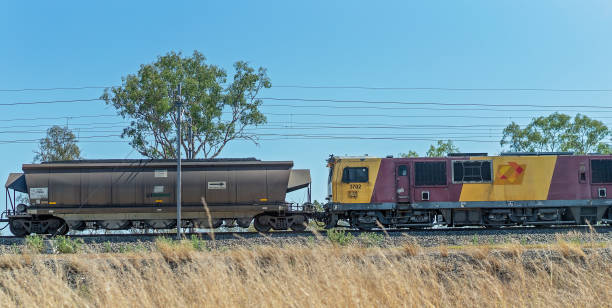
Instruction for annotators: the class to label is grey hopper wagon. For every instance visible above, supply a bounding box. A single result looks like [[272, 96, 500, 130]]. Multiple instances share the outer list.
[[4, 158, 312, 236]]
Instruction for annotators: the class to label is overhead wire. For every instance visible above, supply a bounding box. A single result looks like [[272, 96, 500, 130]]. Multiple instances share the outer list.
[[272, 85, 612, 92], [259, 97, 612, 110], [3, 84, 612, 93]]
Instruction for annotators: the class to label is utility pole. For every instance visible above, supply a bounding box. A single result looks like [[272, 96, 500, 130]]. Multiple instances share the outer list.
[[175, 84, 183, 240]]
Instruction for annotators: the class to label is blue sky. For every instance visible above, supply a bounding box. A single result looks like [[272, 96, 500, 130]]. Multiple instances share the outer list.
[[1, 0, 612, 204]]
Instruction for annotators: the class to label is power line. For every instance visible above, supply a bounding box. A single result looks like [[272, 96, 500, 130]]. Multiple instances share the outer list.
[[0, 98, 102, 106], [0, 114, 118, 122], [266, 112, 531, 119], [0, 86, 110, 92], [3, 84, 612, 93], [0, 134, 122, 144], [259, 97, 612, 109], [0, 122, 127, 130], [273, 85, 612, 92], [261, 103, 612, 114]]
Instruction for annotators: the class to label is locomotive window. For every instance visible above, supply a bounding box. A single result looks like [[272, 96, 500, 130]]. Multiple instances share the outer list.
[[414, 161, 446, 186], [342, 167, 369, 183], [398, 165, 408, 176], [452, 160, 492, 183], [591, 159, 612, 183]]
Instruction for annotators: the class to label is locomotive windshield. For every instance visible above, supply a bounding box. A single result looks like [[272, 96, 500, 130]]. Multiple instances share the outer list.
[[342, 167, 368, 183]]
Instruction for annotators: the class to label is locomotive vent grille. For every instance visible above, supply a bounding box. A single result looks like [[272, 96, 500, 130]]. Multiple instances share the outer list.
[[421, 191, 430, 201], [599, 188, 607, 198]]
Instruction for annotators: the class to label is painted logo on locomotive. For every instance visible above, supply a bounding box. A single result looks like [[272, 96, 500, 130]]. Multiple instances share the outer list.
[[494, 162, 526, 185]]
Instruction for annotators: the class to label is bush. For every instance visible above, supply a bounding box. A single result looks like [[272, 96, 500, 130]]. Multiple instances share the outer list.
[[54, 236, 83, 254], [103, 241, 112, 253], [25, 234, 44, 253], [155, 236, 195, 262], [358, 232, 384, 247], [189, 235, 208, 251], [327, 229, 354, 246]]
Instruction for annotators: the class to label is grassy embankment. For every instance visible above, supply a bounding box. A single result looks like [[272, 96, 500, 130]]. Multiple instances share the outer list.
[[0, 231, 610, 307]]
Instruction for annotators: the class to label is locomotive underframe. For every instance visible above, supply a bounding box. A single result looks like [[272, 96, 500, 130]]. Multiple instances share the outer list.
[[325, 200, 612, 229]]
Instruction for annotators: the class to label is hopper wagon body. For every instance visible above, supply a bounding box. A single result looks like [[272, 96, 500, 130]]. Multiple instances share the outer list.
[[4, 159, 311, 236]]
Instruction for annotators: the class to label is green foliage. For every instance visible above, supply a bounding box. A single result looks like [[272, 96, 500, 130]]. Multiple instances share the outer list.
[[398, 150, 419, 158], [189, 235, 208, 251], [101, 50, 271, 159], [327, 229, 354, 246], [501, 113, 612, 154], [25, 234, 44, 253], [54, 236, 83, 253], [358, 232, 384, 247], [312, 200, 324, 212], [567, 114, 612, 154], [34, 126, 81, 162], [427, 140, 459, 157], [103, 241, 112, 253], [471, 235, 479, 245], [155, 236, 174, 246]]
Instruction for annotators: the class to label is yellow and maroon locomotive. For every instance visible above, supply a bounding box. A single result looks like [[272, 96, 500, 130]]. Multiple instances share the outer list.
[[324, 153, 612, 230]]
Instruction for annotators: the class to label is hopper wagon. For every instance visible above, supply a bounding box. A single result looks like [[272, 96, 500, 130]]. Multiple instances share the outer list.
[[4, 158, 311, 236]]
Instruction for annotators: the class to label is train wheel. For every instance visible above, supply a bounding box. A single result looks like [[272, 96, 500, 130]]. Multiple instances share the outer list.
[[9, 219, 29, 237], [47, 218, 69, 236], [56, 222, 69, 235], [253, 215, 271, 232], [237, 218, 253, 228], [290, 222, 307, 232]]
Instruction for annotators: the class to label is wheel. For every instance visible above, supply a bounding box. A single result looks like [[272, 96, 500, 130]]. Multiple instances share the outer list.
[[290, 221, 307, 232], [56, 222, 69, 235], [9, 219, 30, 237], [48, 219, 69, 236], [253, 216, 271, 232]]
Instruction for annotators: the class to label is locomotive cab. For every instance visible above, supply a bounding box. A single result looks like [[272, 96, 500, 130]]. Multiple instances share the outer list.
[[327, 156, 381, 205]]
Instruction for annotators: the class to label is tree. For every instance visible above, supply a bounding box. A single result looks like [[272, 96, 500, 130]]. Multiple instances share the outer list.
[[398, 150, 419, 158], [426, 140, 459, 157], [101, 51, 271, 159], [34, 126, 81, 162], [567, 114, 612, 154], [501, 113, 611, 154]]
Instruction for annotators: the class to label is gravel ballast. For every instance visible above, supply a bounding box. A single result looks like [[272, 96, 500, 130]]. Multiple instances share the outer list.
[[0, 226, 610, 254]]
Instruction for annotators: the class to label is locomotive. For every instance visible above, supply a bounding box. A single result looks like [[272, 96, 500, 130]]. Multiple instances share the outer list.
[[3, 152, 612, 236], [323, 153, 612, 229]]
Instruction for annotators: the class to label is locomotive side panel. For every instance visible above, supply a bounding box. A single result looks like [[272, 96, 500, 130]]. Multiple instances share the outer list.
[[370, 158, 398, 203], [410, 158, 459, 203], [459, 156, 557, 201], [588, 158, 612, 200], [547, 156, 590, 200]]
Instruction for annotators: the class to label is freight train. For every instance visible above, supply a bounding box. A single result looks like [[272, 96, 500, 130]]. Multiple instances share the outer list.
[[3, 152, 612, 236]]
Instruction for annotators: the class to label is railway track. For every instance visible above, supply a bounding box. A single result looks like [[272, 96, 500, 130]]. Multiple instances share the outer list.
[[1, 225, 610, 244]]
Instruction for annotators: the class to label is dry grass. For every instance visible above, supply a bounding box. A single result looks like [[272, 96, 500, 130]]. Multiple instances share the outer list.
[[0, 241, 610, 307]]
